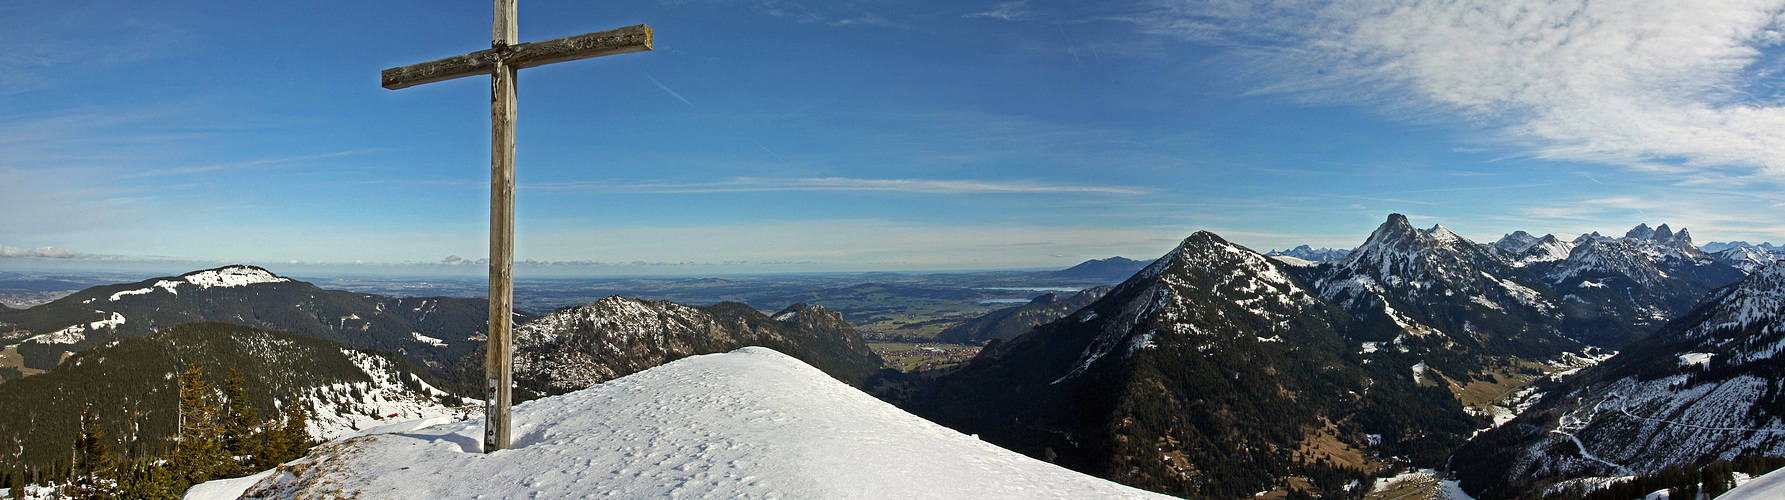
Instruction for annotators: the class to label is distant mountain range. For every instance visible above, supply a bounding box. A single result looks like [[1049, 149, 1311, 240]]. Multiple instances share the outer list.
[[1702, 241, 1784, 253], [935, 287, 1110, 344], [1051, 257, 1152, 281], [1266, 245, 1352, 262]]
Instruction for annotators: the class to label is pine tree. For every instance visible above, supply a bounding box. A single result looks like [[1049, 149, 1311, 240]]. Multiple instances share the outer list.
[[253, 399, 311, 468], [114, 458, 178, 500], [219, 367, 259, 476], [62, 406, 118, 499], [165, 362, 224, 490]]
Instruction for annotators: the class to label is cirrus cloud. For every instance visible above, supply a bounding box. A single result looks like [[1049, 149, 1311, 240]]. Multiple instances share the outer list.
[[1136, 0, 1785, 181]]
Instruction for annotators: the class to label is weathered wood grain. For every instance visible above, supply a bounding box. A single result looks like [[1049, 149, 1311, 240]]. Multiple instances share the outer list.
[[483, 0, 519, 455], [382, 24, 652, 90]]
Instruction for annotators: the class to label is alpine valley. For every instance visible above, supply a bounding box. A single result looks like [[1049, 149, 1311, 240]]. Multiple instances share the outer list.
[[4, 214, 1785, 499]]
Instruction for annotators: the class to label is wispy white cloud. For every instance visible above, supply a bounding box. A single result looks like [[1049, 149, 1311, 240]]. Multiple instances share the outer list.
[[1131, 0, 1785, 183], [966, 1, 1037, 21], [128, 149, 381, 177], [751, 1, 907, 28], [0, 2, 193, 93], [531, 176, 1149, 195]]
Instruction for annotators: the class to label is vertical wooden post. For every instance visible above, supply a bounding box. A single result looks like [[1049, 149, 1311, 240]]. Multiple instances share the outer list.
[[484, 0, 518, 454], [383, 0, 649, 453]]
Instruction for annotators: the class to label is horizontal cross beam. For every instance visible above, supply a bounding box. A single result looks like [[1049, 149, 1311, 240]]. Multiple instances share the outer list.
[[382, 24, 652, 90]]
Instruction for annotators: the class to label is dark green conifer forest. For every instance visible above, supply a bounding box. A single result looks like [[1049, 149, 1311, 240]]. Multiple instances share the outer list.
[[0, 322, 457, 496]]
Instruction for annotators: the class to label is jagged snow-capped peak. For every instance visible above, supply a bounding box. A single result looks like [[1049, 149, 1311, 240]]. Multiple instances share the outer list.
[[1619, 223, 1694, 247], [241, 348, 1171, 499], [1334, 214, 1485, 280], [1652, 224, 1674, 240], [177, 265, 291, 288]]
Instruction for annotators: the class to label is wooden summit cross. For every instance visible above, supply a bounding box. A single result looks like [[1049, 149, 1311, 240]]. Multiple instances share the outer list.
[[381, 1, 651, 453]]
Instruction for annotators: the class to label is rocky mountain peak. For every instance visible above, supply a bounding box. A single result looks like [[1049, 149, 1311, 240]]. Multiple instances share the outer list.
[[1341, 214, 1424, 264], [1626, 223, 1655, 240], [1336, 214, 1487, 279], [1653, 224, 1675, 241], [1494, 230, 1540, 253], [1673, 227, 1693, 246]]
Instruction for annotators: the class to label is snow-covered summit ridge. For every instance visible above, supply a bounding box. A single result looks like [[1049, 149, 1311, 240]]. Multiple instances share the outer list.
[[102, 266, 291, 302], [178, 265, 291, 288], [244, 347, 1171, 499]]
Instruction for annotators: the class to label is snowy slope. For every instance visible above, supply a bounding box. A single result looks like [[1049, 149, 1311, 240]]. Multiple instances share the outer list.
[[1454, 261, 1785, 497], [1724, 466, 1785, 500], [242, 347, 1170, 499]]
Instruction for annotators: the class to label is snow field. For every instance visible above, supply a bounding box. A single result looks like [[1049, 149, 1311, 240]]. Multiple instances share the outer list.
[[242, 347, 1173, 499]]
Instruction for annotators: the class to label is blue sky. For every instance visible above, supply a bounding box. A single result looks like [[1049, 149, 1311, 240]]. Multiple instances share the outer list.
[[4, 0, 1785, 276]]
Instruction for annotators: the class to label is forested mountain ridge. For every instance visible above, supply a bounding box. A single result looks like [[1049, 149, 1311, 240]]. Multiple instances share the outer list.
[[0, 265, 528, 381], [0, 322, 473, 481]]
